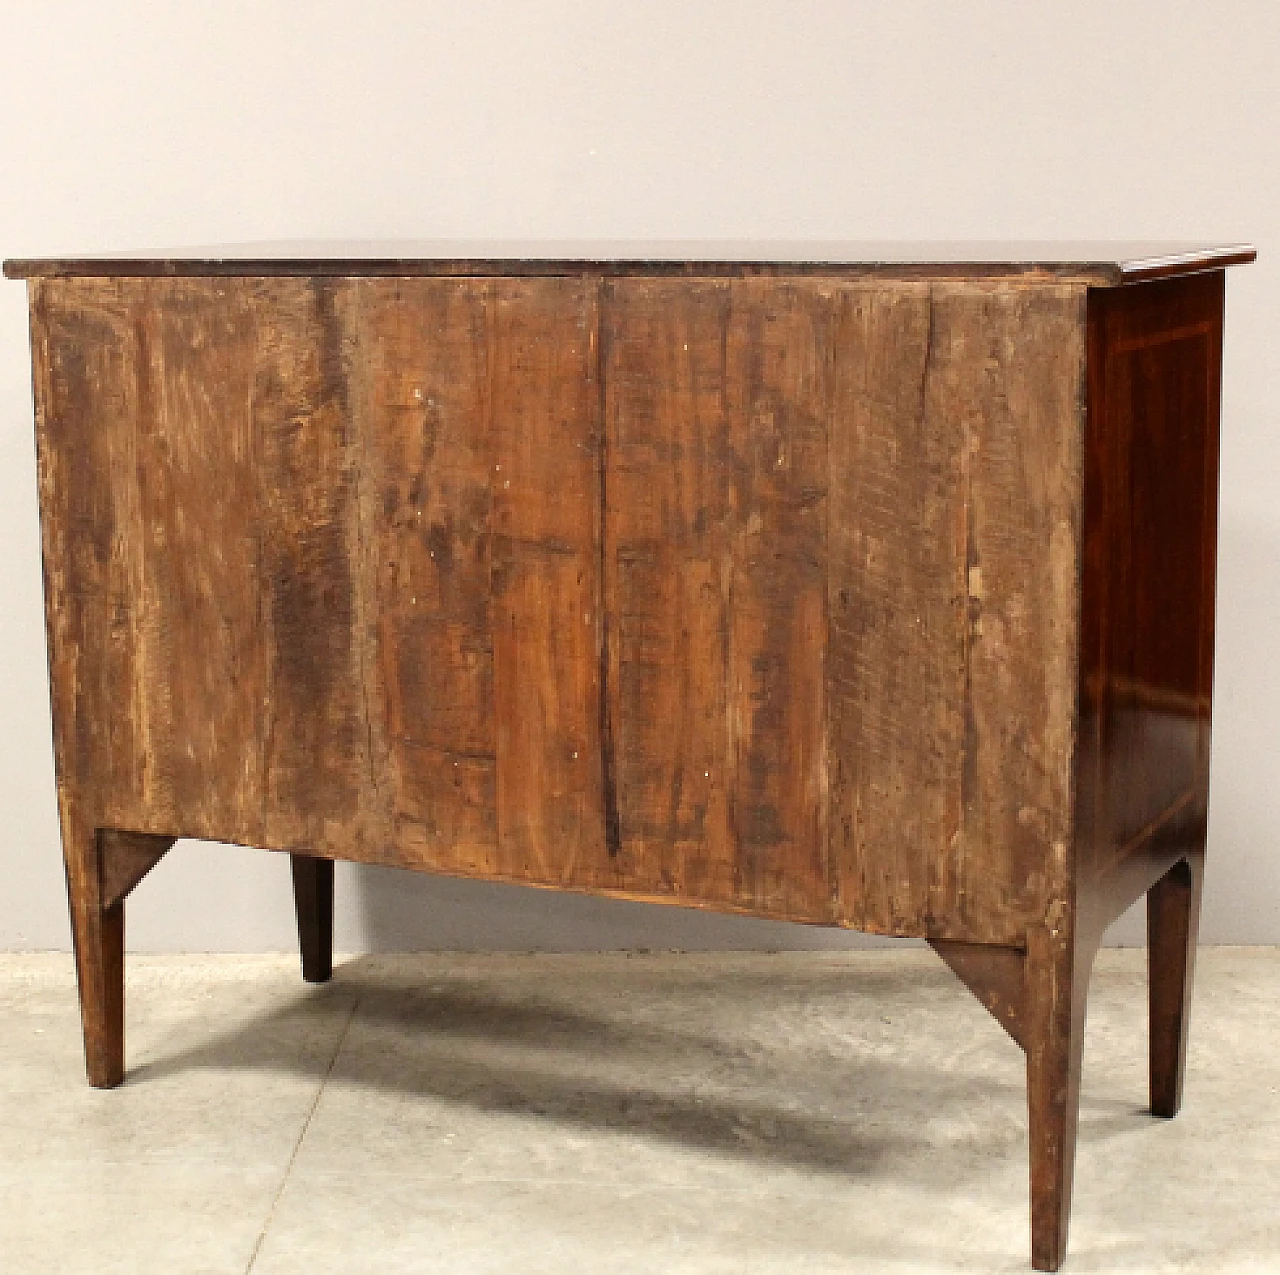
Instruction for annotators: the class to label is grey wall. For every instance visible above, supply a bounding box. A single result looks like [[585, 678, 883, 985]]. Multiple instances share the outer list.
[[2, 1, 1276, 952]]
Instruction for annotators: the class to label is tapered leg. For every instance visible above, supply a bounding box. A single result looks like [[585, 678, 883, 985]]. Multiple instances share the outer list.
[[63, 822, 126, 1089], [290, 854, 334, 984], [1025, 924, 1095, 1273], [1147, 854, 1203, 1118]]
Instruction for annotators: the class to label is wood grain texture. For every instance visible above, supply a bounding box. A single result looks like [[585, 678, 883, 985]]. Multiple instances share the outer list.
[[489, 279, 604, 884], [1079, 272, 1223, 881], [22, 260, 1244, 1268], [30, 275, 1089, 941], [950, 284, 1087, 941], [353, 278, 499, 874], [830, 283, 1087, 945], [827, 283, 966, 936], [929, 939, 1028, 1049], [99, 831, 175, 912], [601, 279, 832, 916]]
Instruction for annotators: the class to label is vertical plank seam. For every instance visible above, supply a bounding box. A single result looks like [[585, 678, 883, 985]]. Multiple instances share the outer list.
[[956, 283, 977, 939], [129, 279, 164, 831], [594, 276, 622, 859], [348, 280, 383, 828], [821, 284, 837, 919]]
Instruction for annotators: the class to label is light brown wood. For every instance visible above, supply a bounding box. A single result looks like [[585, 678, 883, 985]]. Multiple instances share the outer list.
[[30, 274, 1089, 938]]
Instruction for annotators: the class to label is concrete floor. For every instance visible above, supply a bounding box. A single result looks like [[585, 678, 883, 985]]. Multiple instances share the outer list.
[[0, 948, 1276, 1274]]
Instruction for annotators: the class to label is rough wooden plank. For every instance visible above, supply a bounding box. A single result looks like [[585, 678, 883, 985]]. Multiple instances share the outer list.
[[29, 280, 153, 835], [827, 282, 968, 937], [601, 279, 833, 917], [251, 280, 369, 852], [354, 279, 499, 875], [827, 281, 1086, 945], [489, 277, 605, 883], [947, 284, 1087, 940], [722, 282, 832, 916], [128, 280, 268, 843], [602, 280, 738, 903]]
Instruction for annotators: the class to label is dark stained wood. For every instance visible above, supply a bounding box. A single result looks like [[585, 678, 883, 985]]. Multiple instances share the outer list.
[[99, 832, 176, 912], [1147, 854, 1203, 1118], [4, 240, 1255, 283], [1075, 270, 1222, 1140], [1079, 272, 1223, 881], [1025, 919, 1097, 1273], [290, 854, 335, 984], [62, 823, 125, 1089], [929, 939, 1028, 1049], [16, 249, 1248, 1267]]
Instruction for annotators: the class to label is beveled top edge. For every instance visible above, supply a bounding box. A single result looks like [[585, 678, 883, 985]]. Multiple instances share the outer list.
[[3, 240, 1256, 283]]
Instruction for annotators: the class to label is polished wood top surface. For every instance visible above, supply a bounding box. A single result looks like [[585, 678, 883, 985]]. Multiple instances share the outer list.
[[3, 240, 1255, 284]]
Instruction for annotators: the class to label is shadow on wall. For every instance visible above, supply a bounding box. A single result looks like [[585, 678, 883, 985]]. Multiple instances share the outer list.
[[351, 864, 902, 954]]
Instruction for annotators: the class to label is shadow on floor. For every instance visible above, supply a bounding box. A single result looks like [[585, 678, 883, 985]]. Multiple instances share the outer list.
[[127, 954, 1153, 1183]]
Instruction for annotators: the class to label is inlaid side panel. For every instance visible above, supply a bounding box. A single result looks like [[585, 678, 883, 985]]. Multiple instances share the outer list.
[[1080, 272, 1223, 880], [601, 279, 833, 918]]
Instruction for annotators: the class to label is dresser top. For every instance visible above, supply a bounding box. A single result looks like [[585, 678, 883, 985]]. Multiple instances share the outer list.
[[3, 241, 1255, 285]]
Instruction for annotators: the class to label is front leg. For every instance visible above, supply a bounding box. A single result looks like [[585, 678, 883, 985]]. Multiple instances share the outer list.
[[1025, 921, 1097, 1273]]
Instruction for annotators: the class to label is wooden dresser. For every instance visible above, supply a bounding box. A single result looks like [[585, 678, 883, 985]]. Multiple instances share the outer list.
[[4, 242, 1255, 1269]]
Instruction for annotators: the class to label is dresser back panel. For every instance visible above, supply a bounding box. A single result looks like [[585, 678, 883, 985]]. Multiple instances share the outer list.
[[30, 275, 1087, 946]]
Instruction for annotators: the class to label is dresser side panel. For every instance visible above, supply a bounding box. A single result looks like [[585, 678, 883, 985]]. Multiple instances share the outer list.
[[1078, 272, 1223, 897]]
